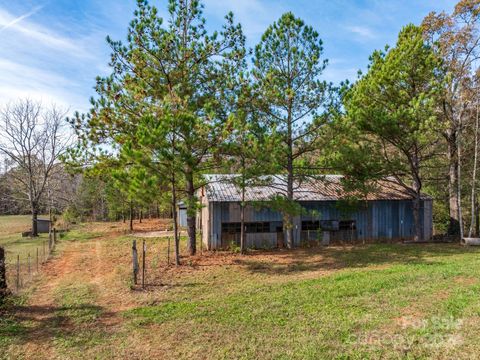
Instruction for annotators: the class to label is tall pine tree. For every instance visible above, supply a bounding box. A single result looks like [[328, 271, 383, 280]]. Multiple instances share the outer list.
[[252, 13, 333, 248], [72, 0, 245, 255]]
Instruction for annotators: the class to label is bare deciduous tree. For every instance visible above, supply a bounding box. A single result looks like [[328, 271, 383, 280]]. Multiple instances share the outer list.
[[0, 100, 71, 236]]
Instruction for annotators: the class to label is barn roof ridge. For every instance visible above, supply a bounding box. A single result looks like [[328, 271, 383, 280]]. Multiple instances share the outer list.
[[202, 174, 431, 202]]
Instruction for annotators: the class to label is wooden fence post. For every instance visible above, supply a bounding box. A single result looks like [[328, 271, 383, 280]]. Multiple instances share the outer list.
[[27, 253, 31, 276], [132, 240, 139, 285], [0, 247, 6, 293], [142, 240, 146, 289], [16, 255, 20, 291], [48, 230, 52, 255], [167, 236, 170, 266]]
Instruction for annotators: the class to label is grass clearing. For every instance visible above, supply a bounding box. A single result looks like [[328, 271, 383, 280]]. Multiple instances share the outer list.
[[2, 219, 480, 359], [0, 215, 50, 267]]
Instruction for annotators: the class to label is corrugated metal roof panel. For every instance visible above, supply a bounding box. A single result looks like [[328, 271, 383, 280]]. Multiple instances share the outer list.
[[203, 174, 430, 202]]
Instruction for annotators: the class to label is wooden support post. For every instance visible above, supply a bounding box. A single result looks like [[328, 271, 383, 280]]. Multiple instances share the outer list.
[[132, 240, 138, 285], [142, 240, 146, 289]]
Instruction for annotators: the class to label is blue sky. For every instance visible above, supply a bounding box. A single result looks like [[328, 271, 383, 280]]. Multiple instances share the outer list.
[[0, 0, 457, 113]]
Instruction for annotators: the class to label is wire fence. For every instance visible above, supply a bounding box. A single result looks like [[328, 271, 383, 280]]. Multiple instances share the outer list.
[[2, 228, 58, 294]]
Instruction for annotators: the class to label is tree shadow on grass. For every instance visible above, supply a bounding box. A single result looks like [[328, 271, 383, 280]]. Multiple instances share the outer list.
[[233, 243, 480, 276], [1, 302, 115, 348]]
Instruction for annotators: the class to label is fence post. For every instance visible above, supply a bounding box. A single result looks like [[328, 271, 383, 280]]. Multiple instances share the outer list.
[[16, 255, 20, 291], [36, 248, 39, 272], [27, 253, 31, 277], [132, 240, 138, 285], [0, 247, 6, 294], [53, 228, 57, 248], [48, 230, 52, 255], [167, 236, 170, 266], [142, 240, 146, 289]]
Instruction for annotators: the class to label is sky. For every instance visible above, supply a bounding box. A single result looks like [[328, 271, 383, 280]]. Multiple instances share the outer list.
[[0, 0, 458, 114]]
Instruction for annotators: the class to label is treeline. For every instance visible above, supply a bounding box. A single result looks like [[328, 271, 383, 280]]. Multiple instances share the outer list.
[[1, 1, 478, 255], [0, 161, 75, 216], [65, 0, 480, 261], [0, 159, 167, 226]]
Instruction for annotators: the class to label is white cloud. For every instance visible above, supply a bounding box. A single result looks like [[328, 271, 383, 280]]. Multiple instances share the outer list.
[[0, 4, 43, 32], [0, 7, 93, 59], [345, 25, 377, 40], [0, 59, 87, 112], [0, 4, 112, 112]]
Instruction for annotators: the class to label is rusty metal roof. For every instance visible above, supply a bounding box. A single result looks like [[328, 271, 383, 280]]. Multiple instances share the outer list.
[[203, 174, 430, 202]]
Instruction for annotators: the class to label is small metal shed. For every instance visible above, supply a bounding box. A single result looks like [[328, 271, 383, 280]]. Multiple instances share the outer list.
[[177, 202, 188, 228], [35, 218, 51, 233]]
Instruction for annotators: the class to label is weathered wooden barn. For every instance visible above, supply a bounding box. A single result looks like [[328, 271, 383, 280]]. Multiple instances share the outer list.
[[199, 174, 433, 250]]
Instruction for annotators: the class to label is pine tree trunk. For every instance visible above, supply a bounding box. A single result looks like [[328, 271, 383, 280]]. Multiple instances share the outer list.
[[412, 152, 422, 242], [457, 119, 464, 241], [412, 195, 422, 242], [476, 200, 480, 237], [285, 100, 294, 249], [447, 130, 460, 235], [240, 186, 246, 254], [285, 150, 294, 248], [186, 170, 196, 256], [469, 105, 479, 238], [129, 202, 133, 232], [172, 177, 180, 266]]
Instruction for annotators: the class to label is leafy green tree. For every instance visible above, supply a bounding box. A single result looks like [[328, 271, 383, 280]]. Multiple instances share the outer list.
[[252, 12, 333, 248], [341, 24, 444, 241], [422, 1, 480, 237]]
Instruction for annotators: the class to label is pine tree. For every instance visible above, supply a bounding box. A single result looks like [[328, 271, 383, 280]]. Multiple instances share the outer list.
[[341, 24, 444, 241], [71, 0, 245, 255], [252, 12, 333, 248]]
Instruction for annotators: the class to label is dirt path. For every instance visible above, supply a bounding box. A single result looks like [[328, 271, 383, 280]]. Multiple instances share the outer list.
[[6, 232, 129, 359]]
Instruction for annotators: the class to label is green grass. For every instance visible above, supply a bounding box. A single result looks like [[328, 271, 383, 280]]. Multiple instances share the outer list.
[[122, 244, 480, 359], [3, 219, 480, 359], [59, 227, 102, 242], [0, 293, 29, 353], [54, 281, 102, 325], [0, 215, 50, 268], [0, 215, 33, 237], [51, 280, 108, 355]]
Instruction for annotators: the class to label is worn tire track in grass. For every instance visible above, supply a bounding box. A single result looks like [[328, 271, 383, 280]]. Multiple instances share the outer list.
[[5, 230, 129, 359]]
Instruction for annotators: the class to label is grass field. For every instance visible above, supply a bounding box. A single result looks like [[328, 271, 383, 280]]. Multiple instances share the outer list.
[[2, 219, 480, 359], [0, 215, 50, 266]]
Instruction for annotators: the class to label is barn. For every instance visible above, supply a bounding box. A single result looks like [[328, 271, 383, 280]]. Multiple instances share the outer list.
[[199, 174, 433, 250]]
